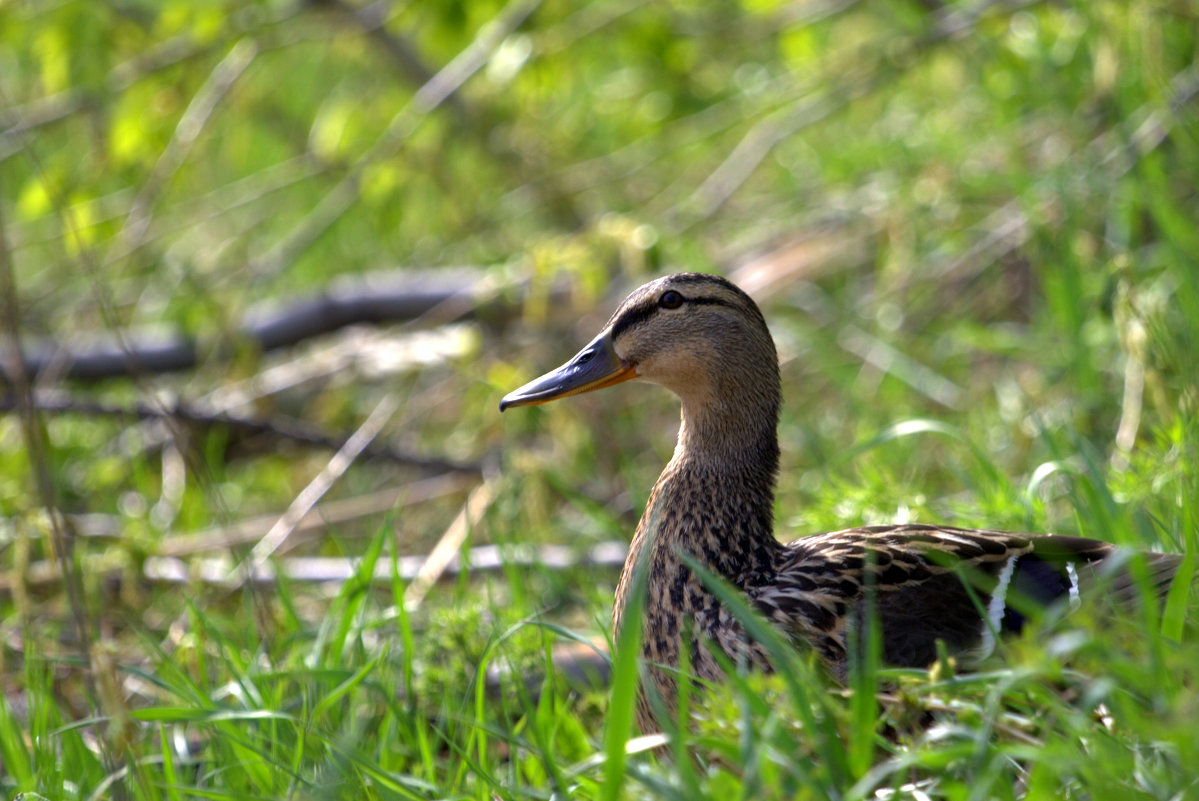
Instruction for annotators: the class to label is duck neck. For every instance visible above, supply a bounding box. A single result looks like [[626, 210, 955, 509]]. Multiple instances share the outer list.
[[611, 357, 784, 676], [612, 380, 782, 643], [640, 377, 783, 583], [671, 387, 782, 561], [675, 389, 780, 482]]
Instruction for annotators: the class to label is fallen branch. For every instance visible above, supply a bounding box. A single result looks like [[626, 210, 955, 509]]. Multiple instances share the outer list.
[[0, 541, 629, 594], [159, 472, 477, 557], [0, 392, 482, 474], [7, 268, 516, 382], [144, 541, 629, 585]]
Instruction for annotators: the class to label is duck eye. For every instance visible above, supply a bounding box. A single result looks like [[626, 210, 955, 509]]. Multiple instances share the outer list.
[[658, 290, 684, 309]]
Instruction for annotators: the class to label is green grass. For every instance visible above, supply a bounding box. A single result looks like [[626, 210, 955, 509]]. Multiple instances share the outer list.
[[2, 422, 1195, 799], [3, 0, 1199, 798]]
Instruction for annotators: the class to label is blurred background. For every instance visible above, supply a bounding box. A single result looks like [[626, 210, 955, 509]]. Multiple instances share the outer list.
[[1, 0, 1197, 795]]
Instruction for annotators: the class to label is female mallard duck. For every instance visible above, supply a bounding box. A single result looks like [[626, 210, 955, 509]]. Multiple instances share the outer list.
[[500, 272, 1185, 729]]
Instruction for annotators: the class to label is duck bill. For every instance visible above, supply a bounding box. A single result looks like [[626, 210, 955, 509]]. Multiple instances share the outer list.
[[499, 330, 637, 411]]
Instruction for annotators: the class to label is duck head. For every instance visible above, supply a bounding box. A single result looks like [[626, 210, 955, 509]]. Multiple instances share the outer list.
[[500, 273, 777, 415]]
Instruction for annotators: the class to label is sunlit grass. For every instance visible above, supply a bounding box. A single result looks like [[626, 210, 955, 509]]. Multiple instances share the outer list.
[[3, 412, 1195, 799], [2, 1, 1198, 799]]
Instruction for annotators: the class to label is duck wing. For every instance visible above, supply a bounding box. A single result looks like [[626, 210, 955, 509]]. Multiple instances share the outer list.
[[756, 525, 1184, 674]]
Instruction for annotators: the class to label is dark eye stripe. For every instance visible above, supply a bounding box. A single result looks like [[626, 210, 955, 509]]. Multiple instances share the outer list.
[[609, 295, 735, 340], [609, 300, 660, 340]]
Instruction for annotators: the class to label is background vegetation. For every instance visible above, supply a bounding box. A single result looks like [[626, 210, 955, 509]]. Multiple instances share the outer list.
[[1, 0, 1196, 798]]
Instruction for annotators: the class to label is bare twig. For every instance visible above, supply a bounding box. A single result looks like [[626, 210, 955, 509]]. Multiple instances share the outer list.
[[0, 541, 629, 593], [0, 392, 481, 473], [254, 0, 543, 279], [0, 5, 304, 162], [728, 221, 868, 300], [192, 324, 469, 414], [1113, 354, 1144, 464], [0, 63, 240, 546], [110, 39, 259, 263], [230, 392, 402, 588], [908, 61, 1199, 301], [100, 156, 322, 264], [404, 478, 498, 609], [146, 540, 629, 586], [0, 91, 82, 159], [0, 163, 114, 773], [678, 0, 1039, 228], [9, 155, 318, 259], [684, 90, 850, 225], [839, 325, 965, 409], [159, 472, 477, 557], [529, 0, 859, 208], [324, 0, 472, 124], [0, 208, 84, 630]]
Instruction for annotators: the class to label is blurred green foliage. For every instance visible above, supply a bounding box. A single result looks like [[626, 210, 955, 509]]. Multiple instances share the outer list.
[[1, 0, 1197, 798]]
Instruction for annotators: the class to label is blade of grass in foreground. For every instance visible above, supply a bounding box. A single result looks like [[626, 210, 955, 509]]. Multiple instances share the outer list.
[[682, 553, 849, 796], [601, 551, 649, 801], [1161, 552, 1196, 641], [847, 560, 882, 778], [387, 531, 438, 784]]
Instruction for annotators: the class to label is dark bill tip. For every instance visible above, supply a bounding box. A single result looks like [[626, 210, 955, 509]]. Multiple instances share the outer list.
[[500, 330, 636, 412]]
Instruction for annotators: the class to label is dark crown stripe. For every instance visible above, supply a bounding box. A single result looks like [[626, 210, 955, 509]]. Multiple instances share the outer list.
[[609, 295, 739, 340], [609, 278, 756, 341], [671, 273, 766, 319], [668, 272, 730, 284]]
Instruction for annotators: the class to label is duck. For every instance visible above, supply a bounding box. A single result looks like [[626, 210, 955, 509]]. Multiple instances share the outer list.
[[499, 272, 1187, 730]]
